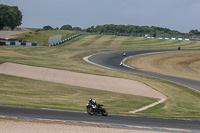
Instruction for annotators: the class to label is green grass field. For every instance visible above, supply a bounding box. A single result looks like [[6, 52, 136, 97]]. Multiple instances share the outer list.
[[0, 32, 200, 119], [14, 29, 74, 46], [65, 35, 200, 50], [1, 74, 156, 113]]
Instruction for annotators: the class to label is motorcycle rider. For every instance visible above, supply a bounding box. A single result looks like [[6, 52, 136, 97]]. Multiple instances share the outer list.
[[123, 53, 127, 57], [88, 98, 98, 112], [120, 61, 123, 66]]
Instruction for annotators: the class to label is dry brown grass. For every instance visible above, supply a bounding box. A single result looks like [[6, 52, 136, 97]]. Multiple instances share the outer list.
[[126, 51, 200, 80]]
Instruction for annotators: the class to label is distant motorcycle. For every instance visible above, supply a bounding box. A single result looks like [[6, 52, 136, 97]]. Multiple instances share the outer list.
[[86, 103, 108, 116], [123, 53, 127, 57]]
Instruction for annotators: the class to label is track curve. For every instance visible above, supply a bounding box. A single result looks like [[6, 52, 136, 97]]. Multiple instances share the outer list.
[[87, 50, 200, 92]]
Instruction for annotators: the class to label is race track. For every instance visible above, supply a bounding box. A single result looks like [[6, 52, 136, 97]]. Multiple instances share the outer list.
[[0, 49, 200, 132], [0, 105, 200, 132], [87, 50, 200, 92]]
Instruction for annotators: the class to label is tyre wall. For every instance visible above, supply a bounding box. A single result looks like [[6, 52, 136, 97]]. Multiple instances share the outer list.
[[5, 41, 37, 46]]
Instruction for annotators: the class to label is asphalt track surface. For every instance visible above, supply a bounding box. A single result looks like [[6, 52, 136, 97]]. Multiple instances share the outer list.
[[1, 105, 200, 132], [1, 50, 200, 132]]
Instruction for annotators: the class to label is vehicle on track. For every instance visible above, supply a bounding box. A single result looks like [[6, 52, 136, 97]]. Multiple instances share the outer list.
[[123, 53, 127, 57], [86, 103, 108, 116]]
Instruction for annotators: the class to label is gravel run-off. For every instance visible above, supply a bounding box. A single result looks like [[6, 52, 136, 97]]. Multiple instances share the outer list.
[[0, 121, 166, 133], [0, 62, 166, 101]]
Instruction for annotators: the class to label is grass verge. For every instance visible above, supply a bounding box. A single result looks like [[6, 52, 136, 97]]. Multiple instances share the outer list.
[[62, 35, 200, 50], [13, 30, 73, 46], [0, 74, 155, 114], [125, 51, 200, 81]]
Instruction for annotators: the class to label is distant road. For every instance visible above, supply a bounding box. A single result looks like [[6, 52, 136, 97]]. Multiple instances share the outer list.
[[0, 28, 31, 38], [190, 38, 200, 41]]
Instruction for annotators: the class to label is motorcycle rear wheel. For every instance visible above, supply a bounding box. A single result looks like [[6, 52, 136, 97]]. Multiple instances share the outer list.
[[87, 107, 94, 115]]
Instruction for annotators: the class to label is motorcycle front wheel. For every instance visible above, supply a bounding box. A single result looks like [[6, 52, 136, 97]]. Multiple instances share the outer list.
[[101, 109, 108, 116]]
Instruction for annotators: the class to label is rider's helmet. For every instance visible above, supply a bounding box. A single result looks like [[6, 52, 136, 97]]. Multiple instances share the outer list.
[[89, 98, 92, 103]]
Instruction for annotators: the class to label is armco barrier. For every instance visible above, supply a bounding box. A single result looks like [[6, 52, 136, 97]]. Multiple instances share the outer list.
[[6, 41, 37, 46], [143, 37, 189, 41], [49, 33, 92, 47]]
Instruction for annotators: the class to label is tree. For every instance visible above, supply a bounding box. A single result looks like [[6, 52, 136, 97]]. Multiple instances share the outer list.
[[8, 6, 23, 30], [85, 26, 95, 32], [0, 5, 7, 30], [189, 29, 200, 35], [60, 24, 72, 30], [73, 27, 82, 31], [43, 25, 53, 30], [0, 4, 23, 30]]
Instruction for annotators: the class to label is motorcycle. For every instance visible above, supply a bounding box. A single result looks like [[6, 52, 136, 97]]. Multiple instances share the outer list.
[[86, 103, 108, 116], [120, 61, 123, 66], [123, 53, 127, 57]]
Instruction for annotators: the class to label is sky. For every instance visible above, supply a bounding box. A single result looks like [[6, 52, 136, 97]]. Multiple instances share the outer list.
[[1, 0, 200, 33]]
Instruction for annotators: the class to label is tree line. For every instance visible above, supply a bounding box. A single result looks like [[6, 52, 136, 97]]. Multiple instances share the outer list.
[[84, 24, 200, 37], [43, 24, 81, 31], [0, 4, 22, 30], [44, 24, 200, 37]]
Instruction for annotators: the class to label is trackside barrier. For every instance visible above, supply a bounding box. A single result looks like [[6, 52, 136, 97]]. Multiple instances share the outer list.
[[5, 41, 37, 46], [143, 37, 190, 41], [49, 33, 92, 47], [158, 37, 190, 41]]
